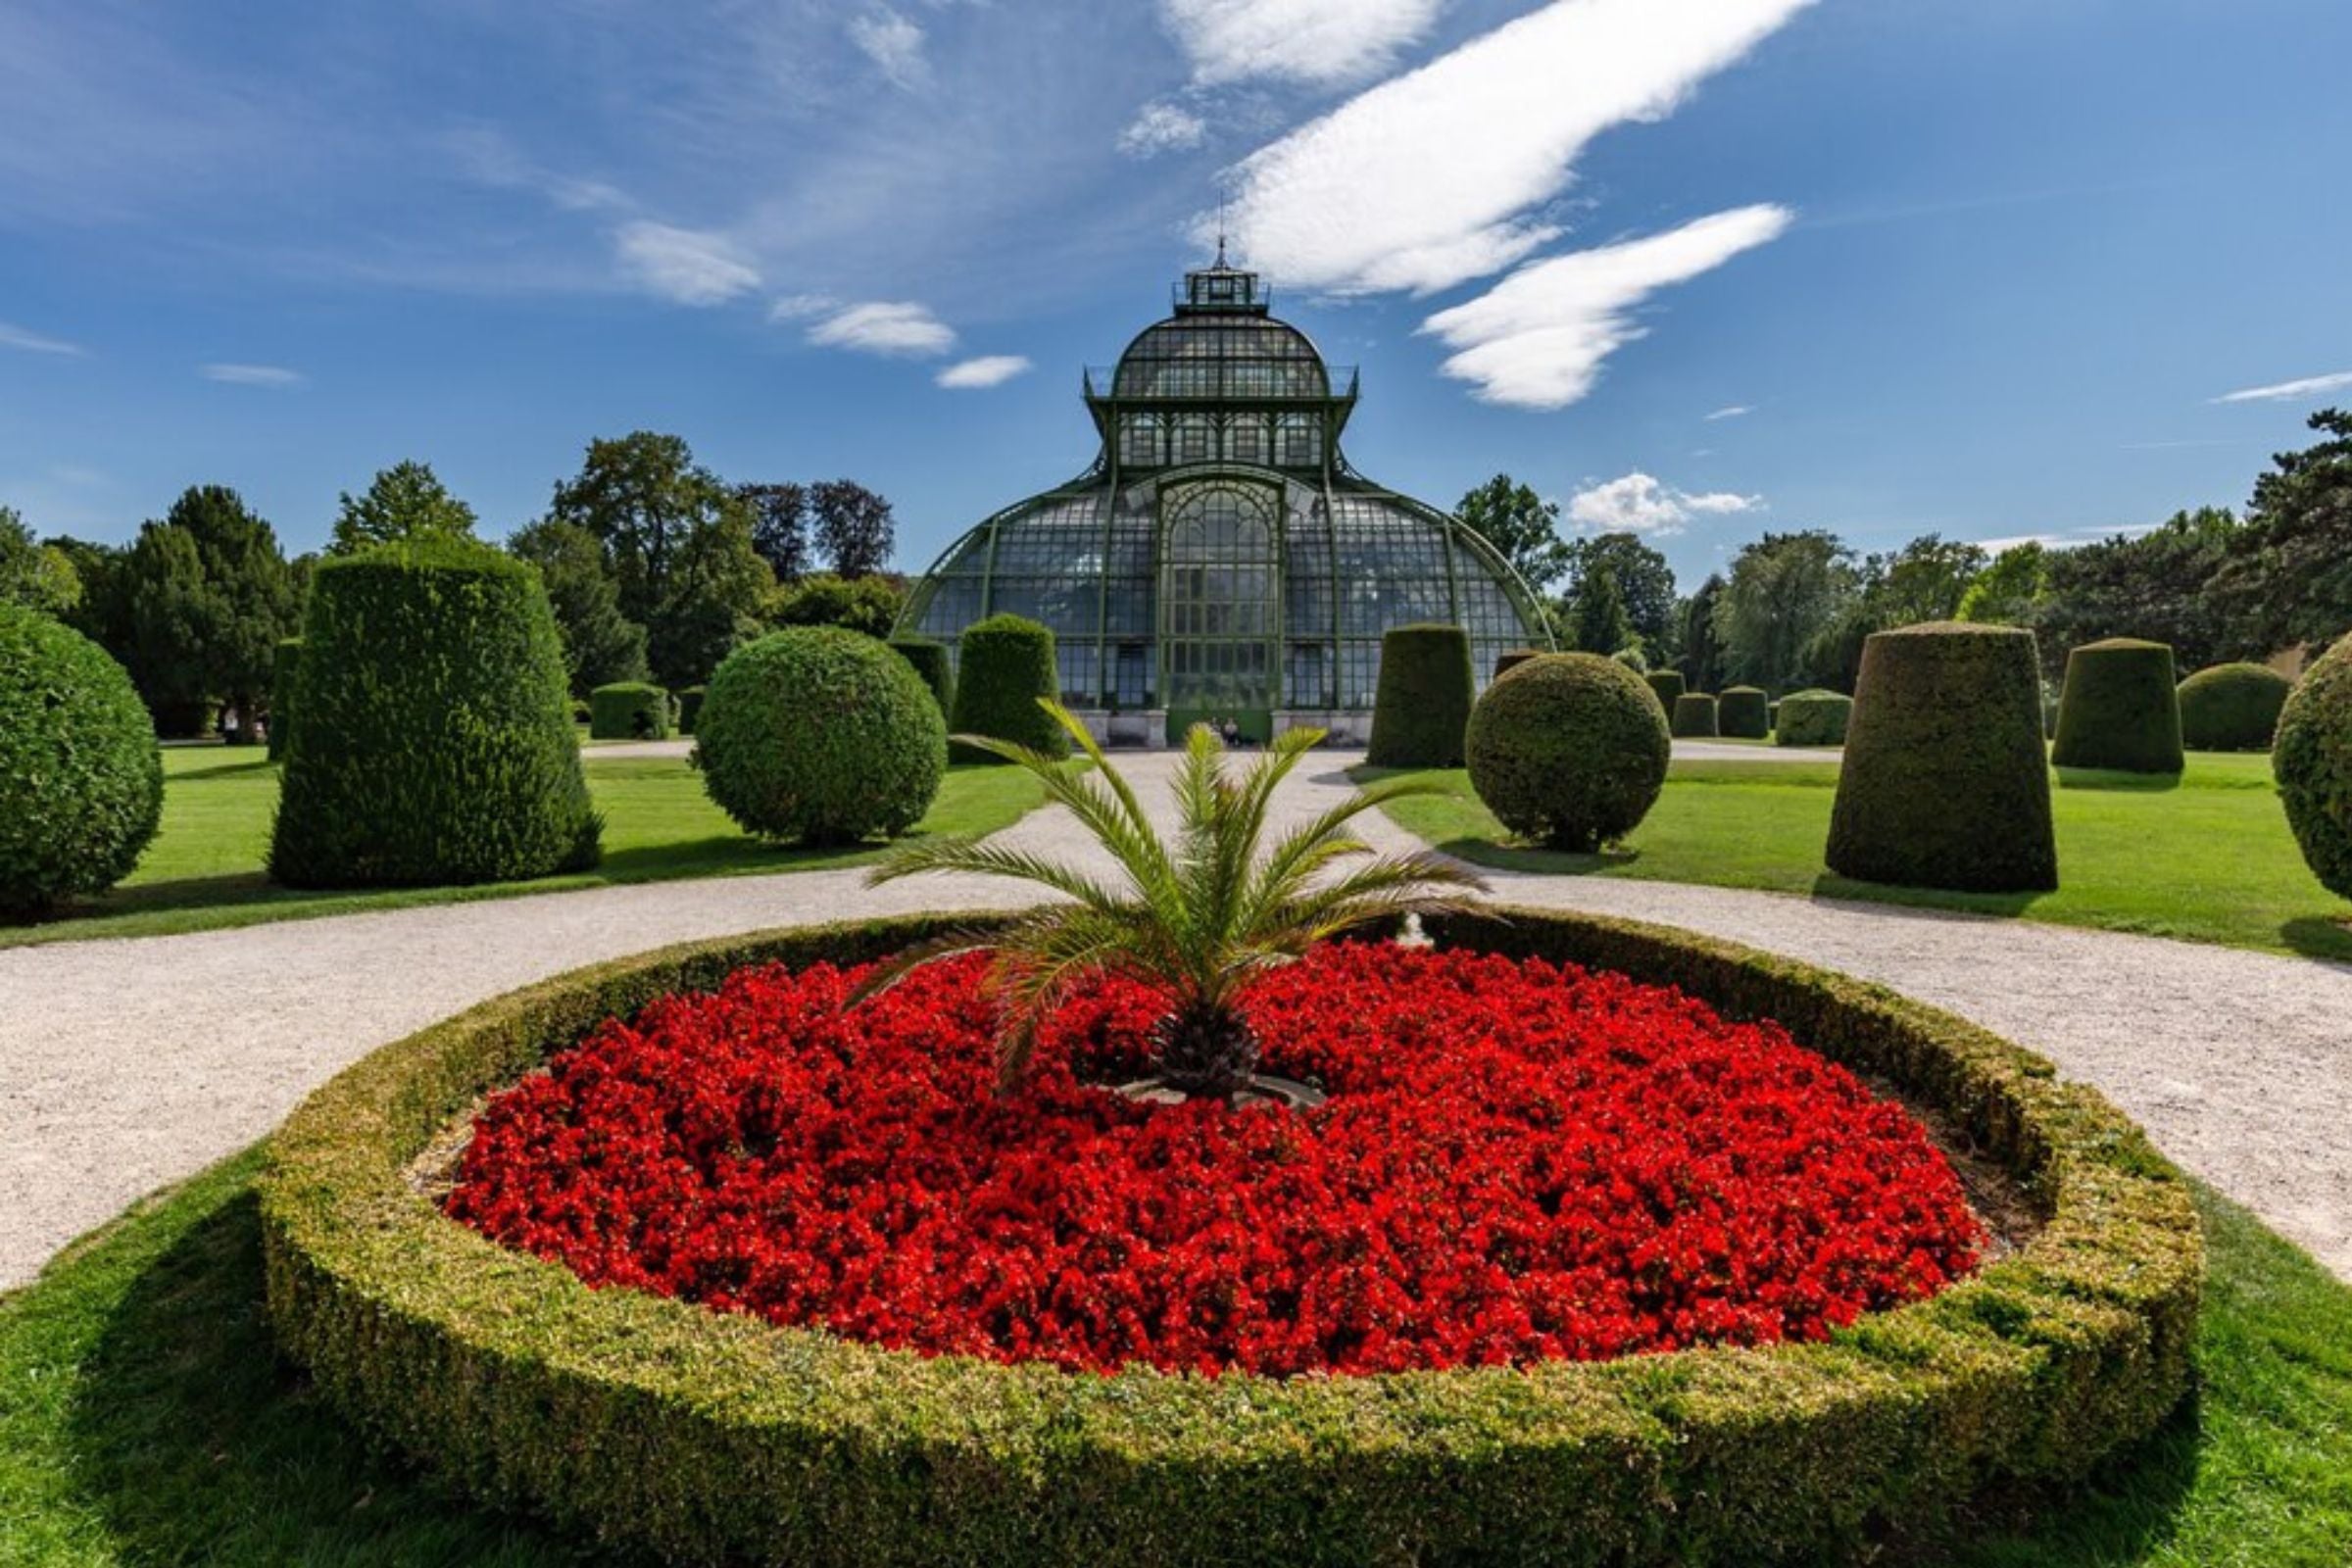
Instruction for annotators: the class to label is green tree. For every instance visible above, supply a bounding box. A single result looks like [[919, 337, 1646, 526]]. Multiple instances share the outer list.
[[118, 486, 298, 739], [809, 480, 897, 579], [646, 504, 770, 688], [1678, 575, 1728, 692], [1456, 474, 1572, 591], [1566, 565, 1636, 655], [2211, 409, 2352, 657], [737, 482, 811, 583], [1957, 542, 2050, 626], [1560, 532, 1676, 650], [0, 508, 80, 616], [2030, 509, 2240, 682], [1863, 534, 1987, 626], [769, 572, 906, 638], [1715, 531, 1857, 692], [509, 519, 650, 699], [329, 461, 480, 555]]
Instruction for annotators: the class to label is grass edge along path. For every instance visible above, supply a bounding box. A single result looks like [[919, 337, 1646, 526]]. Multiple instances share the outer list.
[[1362, 757, 2352, 964], [0, 1151, 2346, 1565]]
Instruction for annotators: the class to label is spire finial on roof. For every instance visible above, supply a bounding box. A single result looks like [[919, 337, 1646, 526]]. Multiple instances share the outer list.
[[1215, 184, 1231, 270]]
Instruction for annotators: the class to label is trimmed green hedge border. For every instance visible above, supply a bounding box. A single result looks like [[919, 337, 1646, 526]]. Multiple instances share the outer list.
[[262, 907, 2200, 1568], [589, 682, 671, 742]]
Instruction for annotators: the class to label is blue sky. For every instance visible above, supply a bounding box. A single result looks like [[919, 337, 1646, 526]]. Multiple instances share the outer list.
[[3, 0, 2349, 589]]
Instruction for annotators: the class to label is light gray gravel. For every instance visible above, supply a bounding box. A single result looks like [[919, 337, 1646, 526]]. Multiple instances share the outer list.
[[3, 750, 2344, 1292]]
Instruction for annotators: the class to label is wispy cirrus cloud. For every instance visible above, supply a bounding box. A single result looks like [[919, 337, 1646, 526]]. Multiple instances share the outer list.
[[1422, 205, 1792, 409], [807, 301, 957, 357], [850, 9, 931, 90], [1705, 404, 1754, 420], [201, 363, 304, 387], [612, 221, 761, 306], [937, 355, 1034, 389], [0, 321, 85, 356], [1156, 0, 1445, 87], [1568, 472, 1760, 537], [2212, 370, 2352, 405], [1119, 102, 1208, 159]]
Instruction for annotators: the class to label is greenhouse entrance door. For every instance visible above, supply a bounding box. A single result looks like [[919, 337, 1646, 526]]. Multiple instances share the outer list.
[[1160, 479, 1280, 746]]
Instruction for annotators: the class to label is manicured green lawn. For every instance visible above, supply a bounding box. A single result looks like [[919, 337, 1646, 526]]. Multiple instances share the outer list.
[[0, 749, 1048, 950], [0, 1151, 2343, 1565], [1364, 752, 2352, 962]]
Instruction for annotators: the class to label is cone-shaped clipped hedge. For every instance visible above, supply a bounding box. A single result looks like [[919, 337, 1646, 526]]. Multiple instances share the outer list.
[[589, 682, 672, 742], [2052, 638, 2183, 774], [890, 638, 956, 719], [676, 686, 707, 737], [1644, 669, 1687, 712], [2275, 637, 2352, 900], [268, 637, 302, 761], [1467, 654, 1671, 850], [1493, 649, 1544, 681], [1719, 686, 1770, 740], [0, 607, 164, 914], [1671, 693, 1720, 739], [698, 629, 946, 847], [2178, 662, 2292, 753], [1776, 689, 1853, 749], [1828, 622, 2056, 893], [949, 614, 1066, 763], [270, 540, 601, 889], [1366, 623, 1475, 767]]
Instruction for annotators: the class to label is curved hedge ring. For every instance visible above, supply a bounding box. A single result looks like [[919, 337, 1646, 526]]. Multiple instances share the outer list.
[[261, 907, 2201, 1568]]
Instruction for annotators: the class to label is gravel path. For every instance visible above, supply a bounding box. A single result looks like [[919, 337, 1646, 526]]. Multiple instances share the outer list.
[[3, 750, 2344, 1292]]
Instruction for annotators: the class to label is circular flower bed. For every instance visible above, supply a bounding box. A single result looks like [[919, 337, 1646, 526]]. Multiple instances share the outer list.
[[448, 946, 1984, 1376]]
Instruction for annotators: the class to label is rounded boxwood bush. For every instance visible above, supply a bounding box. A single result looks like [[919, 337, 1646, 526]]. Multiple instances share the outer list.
[[1828, 622, 2056, 893], [1493, 648, 1544, 681], [2275, 636, 2352, 900], [270, 540, 601, 889], [1776, 689, 1853, 749], [697, 629, 946, 847], [1644, 668, 1687, 712], [890, 637, 956, 718], [0, 606, 164, 915], [1671, 693, 1719, 739], [2178, 662, 2292, 753], [589, 682, 671, 742], [1718, 686, 1770, 740], [2052, 639, 2183, 774], [949, 614, 1066, 763], [268, 636, 303, 761], [262, 906, 2199, 1568], [1366, 624, 1475, 767], [1467, 654, 1670, 850], [676, 685, 707, 737]]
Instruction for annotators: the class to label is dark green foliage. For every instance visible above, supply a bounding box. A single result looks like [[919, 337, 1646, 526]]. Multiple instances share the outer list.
[[1466, 655, 1670, 850], [808, 480, 899, 580], [2212, 409, 2352, 659], [1717, 531, 1857, 692], [1561, 533, 1676, 650], [676, 686, 707, 737], [0, 607, 163, 914], [1827, 622, 2057, 893], [267, 638, 301, 761], [1671, 693, 1720, 739], [1679, 575, 1727, 693], [2275, 636, 2352, 900], [507, 519, 651, 700], [2030, 510, 2239, 685], [1775, 689, 1852, 748], [260, 906, 2197, 1568], [1455, 473, 1570, 590], [1565, 564, 1635, 656], [771, 573, 904, 639], [2178, 662, 2293, 752], [270, 540, 600, 889], [1644, 668, 1687, 711], [117, 486, 298, 741], [2053, 638, 2184, 774], [1718, 686, 1770, 739], [589, 683, 671, 742], [696, 629, 945, 846], [1494, 649, 1544, 681], [949, 614, 1067, 762], [1366, 623, 1474, 767], [890, 638, 956, 716], [328, 462, 478, 556]]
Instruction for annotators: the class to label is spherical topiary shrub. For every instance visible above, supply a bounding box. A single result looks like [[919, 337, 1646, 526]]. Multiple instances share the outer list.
[[1719, 687, 1770, 740], [949, 614, 1066, 763], [697, 629, 946, 847], [1644, 669, 1687, 712], [2052, 638, 2183, 774], [890, 638, 956, 718], [1467, 654, 1671, 851], [1828, 622, 2056, 893], [1776, 689, 1853, 748], [1671, 693, 1720, 739], [0, 607, 164, 915], [2179, 662, 2293, 753], [1366, 624, 1475, 768], [1493, 649, 1544, 681], [270, 540, 601, 889], [590, 682, 672, 742], [268, 636, 302, 761], [2275, 637, 2352, 901]]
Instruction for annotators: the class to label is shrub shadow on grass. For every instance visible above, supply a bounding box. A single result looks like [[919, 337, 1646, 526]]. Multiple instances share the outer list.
[[161, 756, 279, 783], [2055, 767, 2185, 794], [1426, 836, 1641, 876], [2279, 915, 2352, 966], [1806, 872, 2045, 921]]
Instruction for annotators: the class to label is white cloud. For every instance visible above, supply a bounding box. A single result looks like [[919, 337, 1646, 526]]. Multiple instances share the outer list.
[[808, 301, 957, 357], [1218, 0, 1815, 295], [1119, 102, 1209, 159], [0, 321, 84, 356], [767, 293, 840, 322], [1421, 204, 1792, 409], [1567, 472, 1760, 536], [1158, 0, 1445, 87], [2212, 370, 2352, 405], [1705, 404, 1753, 420], [201, 363, 304, 388], [613, 221, 760, 306], [937, 355, 1034, 389], [850, 9, 931, 90]]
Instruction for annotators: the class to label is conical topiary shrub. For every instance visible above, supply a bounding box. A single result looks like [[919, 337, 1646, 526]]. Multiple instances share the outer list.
[[1367, 624, 1475, 767], [1719, 687, 1770, 740], [2052, 638, 2183, 773], [950, 614, 1066, 763], [270, 539, 601, 888], [268, 636, 303, 761], [1776, 689, 1853, 748], [1644, 669, 1687, 713], [1827, 623, 2056, 892], [1671, 693, 1720, 739], [0, 607, 164, 914], [2178, 662, 2292, 753], [2275, 637, 2352, 901]]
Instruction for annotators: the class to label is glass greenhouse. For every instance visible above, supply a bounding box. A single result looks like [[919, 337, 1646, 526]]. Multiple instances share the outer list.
[[897, 258, 1552, 746]]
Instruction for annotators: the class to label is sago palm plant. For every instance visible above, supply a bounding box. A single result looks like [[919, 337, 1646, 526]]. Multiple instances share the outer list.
[[856, 704, 1487, 1103]]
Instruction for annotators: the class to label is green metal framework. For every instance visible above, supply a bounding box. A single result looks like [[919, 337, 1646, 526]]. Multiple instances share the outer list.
[[896, 261, 1553, 736]]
